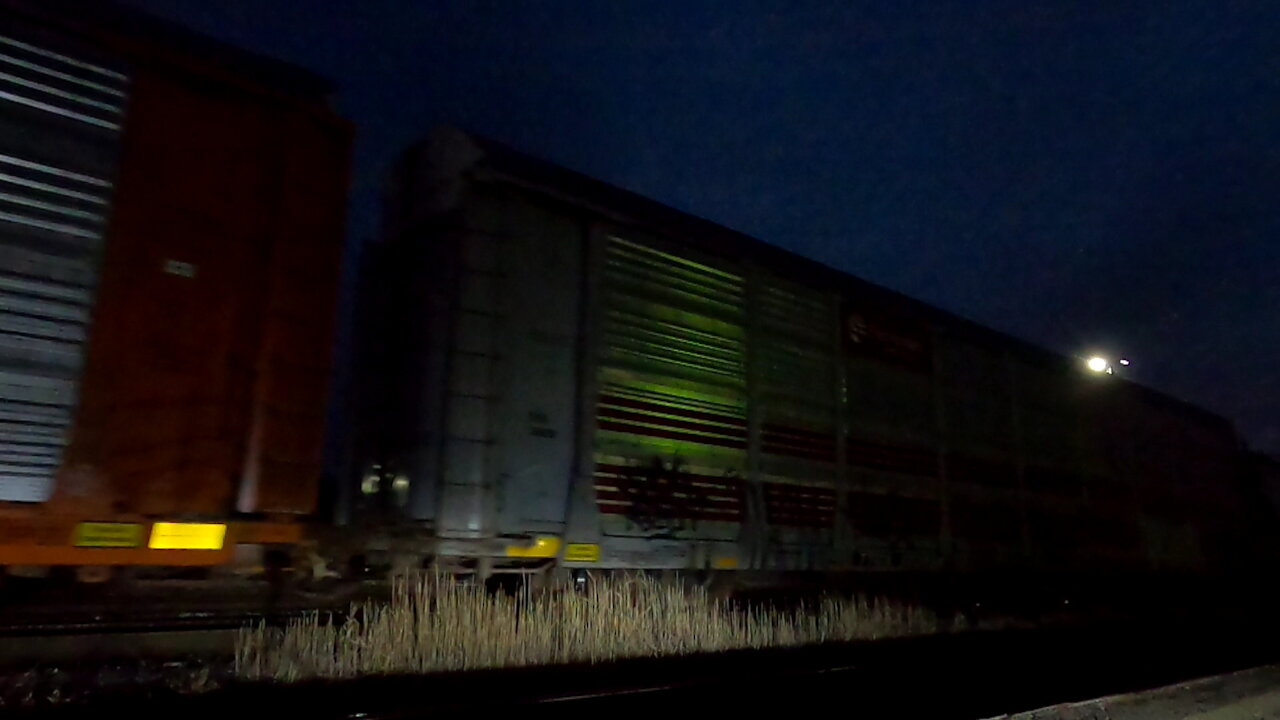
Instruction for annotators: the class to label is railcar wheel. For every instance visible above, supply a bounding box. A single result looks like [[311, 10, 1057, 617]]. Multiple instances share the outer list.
[[74, 565, 114, 584]]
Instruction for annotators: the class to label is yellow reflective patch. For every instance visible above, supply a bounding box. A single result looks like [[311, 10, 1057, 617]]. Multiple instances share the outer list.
[[504, 536, 561, 558], [73, 522, 143, 548], [711, 556, 739, 569], [148, 522, 226, 550], [563, 543, 600, 563]]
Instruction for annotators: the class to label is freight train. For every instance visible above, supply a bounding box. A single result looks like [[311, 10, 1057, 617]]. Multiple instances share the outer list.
[[2, 1, 1276, 609]]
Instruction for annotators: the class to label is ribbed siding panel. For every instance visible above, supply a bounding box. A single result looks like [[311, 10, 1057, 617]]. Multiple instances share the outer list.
[[756, 279, 838, 463], [601, 235, 746, 389], [0, 32, 125, 501], [595, 235, 747, 537]]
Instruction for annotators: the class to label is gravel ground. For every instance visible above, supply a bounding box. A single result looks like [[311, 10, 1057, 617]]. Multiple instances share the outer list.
[[0, 656, 230, 711]]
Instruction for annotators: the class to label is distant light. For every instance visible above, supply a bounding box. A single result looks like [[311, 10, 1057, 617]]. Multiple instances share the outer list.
[[1119, 358, 1131, 366], [1086, 356, 1110, 373]]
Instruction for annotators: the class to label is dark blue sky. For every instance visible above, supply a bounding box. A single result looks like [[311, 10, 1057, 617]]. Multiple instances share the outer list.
[[125, 0, 1279, 453]]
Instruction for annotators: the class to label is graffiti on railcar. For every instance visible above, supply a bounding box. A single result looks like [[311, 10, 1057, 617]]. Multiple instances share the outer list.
[[594, 457, 746, 535]]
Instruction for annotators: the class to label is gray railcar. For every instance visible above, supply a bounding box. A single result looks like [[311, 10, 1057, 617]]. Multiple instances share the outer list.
[[355, 127, 1245, 590]]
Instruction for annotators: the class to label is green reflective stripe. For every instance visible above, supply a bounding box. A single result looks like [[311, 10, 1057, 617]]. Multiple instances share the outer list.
[[73, 522, 143, 547]]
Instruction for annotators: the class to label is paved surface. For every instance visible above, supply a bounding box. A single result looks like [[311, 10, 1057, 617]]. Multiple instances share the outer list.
[[994, 665, 1280, 720]]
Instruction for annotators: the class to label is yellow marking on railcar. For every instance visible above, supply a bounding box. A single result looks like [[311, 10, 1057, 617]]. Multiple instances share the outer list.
[[563, 543, 601, 562], [504, 536, 562, 558], [148, 522, 226, 550]]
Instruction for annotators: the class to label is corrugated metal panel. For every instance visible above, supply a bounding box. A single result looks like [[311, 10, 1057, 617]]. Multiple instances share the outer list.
[[843, 302, 932, 372], [0, 32, 125, 502], [1018, 364, 1085, 471], [950, 496, 1021, 547], [600, 235, 746, 388], [597, 233, 748, 455], [0, 33, 126, 131], [594, 234, 747, 539], [753, 277, 839, 546], [763, 481, 836, 528], [848, 491, 940, 540], [756, 278, 838, 464], [939, 337, 1015, 453], [594, 461, 746, 524], [847, 354, 936, 445], [848, 438, 937, 477]]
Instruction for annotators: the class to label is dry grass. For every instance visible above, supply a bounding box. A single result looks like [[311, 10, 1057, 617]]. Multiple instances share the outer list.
[[235, 574, 938, 682]]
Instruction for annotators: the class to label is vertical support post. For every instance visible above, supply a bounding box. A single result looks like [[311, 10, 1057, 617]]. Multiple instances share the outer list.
[[833, 293, 852, 569], [563, 223, 607, 545], [1009, 353, 1031, 562], [932, 332, 952, 566], [743, 265, 765, 571]]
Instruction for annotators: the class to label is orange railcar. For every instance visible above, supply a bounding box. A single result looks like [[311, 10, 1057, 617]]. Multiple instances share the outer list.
[[0, 0, 350, 569]]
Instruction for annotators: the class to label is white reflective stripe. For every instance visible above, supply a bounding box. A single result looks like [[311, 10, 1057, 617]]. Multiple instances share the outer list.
[[0, 51, 126, 97], [0, 69, 124, 114], [0, 191, 105, 223], [0, 153, 110, 187], [0, 88, 120, 130], [0, 35, 127, 82], [0, 209, 101, 239], [0, 273, 92, 303], [0, 172, 107, 205]]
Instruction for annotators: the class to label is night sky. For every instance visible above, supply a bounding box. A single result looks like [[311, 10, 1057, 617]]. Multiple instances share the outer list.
[[123, 1, 1279, 454]]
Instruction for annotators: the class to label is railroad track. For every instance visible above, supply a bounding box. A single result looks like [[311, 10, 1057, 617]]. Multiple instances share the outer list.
[[0, 606, 353, 670], [0, 577, 379, 637], [0, 578, 380, 672], [0, 609, 341, 637], [4, 614, 1280, 717], [231, 621, 1280, 719], [4, 619, 1270, 719]]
